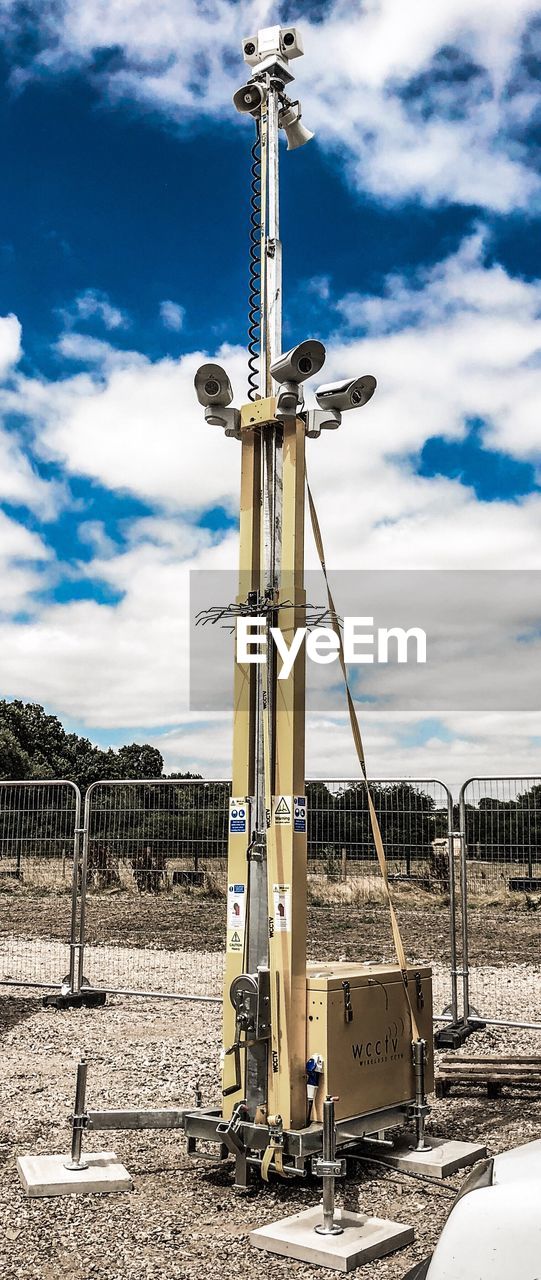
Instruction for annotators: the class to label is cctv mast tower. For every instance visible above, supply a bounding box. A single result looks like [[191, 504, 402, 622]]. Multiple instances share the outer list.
[[196, 26, 376, 1134], [226, 25, 313, 1131], [196, 27, 376, 1139], [27, 23, 482, 1229]]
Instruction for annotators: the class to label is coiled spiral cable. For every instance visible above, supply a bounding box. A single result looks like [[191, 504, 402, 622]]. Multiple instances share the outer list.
[[248, 121, 262, 401]]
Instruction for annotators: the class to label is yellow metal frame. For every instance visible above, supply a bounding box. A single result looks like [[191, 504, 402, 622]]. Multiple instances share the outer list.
[[222, 426, 262, 1106], [222, 411, 307, 1130]]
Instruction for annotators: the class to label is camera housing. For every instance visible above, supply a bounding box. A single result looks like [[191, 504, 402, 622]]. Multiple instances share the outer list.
[[204, 405, 241, 438], [315, 375, 377, 412], [243, 26, 304, 68], [304, 408, 341, 438], [270, 340, 326, 386], [194, 363, 234, 408]]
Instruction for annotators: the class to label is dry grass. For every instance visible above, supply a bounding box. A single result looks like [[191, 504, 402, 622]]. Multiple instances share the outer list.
[[307, 872, 448, 908], [1, 853, 536, 916]]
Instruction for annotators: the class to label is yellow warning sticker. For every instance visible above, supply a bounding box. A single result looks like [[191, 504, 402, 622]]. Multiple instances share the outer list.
[[227, 929, 243, 954]]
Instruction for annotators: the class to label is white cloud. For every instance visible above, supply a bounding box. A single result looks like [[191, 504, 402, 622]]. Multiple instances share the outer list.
[[152, 709, 541, 793], [0, 509, 51, 616], [8, 343, 244, 513], [0, 424, 62, 519], [0, 312, 65, 520], [0, 516, 237, 726], [5, 229, 540, 550], [1, 239, 540, 780], [59, 288, 128, 333], [4, 0, 540, 210], [0, 313, 21, 376], [160, 299, 185, 332], [302, 229, 541, 571]]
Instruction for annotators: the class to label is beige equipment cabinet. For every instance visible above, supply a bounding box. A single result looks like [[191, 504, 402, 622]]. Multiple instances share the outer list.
[[306, 962, 434, 1123]]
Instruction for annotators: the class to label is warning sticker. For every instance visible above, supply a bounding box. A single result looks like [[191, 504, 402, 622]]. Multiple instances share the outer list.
[[227, 883, 246, 929], [229, 797, 248, 835], [273, 883, 291, 932], [228, 929, 243, 954], [294, 795, 307, 833], [272, 795, 292, 826]]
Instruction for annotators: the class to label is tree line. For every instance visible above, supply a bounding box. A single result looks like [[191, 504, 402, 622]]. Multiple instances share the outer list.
[[0, 699, 195, 790]]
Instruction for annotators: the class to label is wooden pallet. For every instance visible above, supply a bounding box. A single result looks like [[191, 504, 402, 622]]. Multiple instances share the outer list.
[[436, 1055, 541, 1098]]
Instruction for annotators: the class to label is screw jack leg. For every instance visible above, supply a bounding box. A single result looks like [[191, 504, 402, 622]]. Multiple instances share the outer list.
[[412, 1039, 430, 1152], [313, 1096, 346, 1236], [64, 1059, 89, 1171]]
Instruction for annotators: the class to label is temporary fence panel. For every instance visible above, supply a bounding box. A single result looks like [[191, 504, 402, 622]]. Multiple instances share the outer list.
[[459, 776, 541, 1028], [0, 774, 459, 1018], [79, 779, 230, 1000], [0, 780, 81, 990], [306, 778, 457, 1022]]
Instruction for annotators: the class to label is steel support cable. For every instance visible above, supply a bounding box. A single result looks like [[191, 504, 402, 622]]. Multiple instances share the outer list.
[[305, 472, 420, 1042]]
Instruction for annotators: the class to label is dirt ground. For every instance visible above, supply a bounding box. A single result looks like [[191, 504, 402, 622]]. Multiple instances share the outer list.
[[1, 889, 540, 966], [0, 889, 540, 1279]]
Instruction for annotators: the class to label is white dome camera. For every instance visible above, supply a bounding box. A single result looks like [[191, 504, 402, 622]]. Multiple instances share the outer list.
[[315, 375, 377, 412]]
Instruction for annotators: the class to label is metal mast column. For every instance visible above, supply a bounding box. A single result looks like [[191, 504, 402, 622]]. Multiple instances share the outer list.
[[218, 26, 316, 1130]]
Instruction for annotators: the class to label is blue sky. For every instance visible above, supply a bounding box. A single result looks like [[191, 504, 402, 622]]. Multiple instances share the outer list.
[[0, 1, 540, 783]]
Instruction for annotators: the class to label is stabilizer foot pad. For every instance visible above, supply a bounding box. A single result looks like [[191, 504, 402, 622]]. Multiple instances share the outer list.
[[379, 1134, 487, 1178], [251, 1206, 414, 1272], [16, 1151, 132, 1197]]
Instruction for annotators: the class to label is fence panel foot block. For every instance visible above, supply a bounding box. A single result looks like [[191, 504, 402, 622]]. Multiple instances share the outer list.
[[377, 1134, 486, 1178], [250, 1206, 414, 1272], [16, 1151, 132, 1197]]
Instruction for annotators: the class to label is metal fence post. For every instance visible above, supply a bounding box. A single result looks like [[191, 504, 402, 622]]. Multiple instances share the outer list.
[[67, 787, 83, 998], [76, 784, 93, 998], [445, 789, 459, 1026], [458, 786, 471, 1027]]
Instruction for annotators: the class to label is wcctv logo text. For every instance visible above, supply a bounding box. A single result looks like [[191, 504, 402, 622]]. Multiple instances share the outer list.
[[351, 1021, 406, 1067]]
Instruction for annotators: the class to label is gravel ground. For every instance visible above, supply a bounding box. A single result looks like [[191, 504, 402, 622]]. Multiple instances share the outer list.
[[2, 978, 541, 1280]]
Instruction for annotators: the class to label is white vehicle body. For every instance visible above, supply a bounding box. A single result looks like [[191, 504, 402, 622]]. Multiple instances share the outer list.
[[405, 1139, 541, 1280]]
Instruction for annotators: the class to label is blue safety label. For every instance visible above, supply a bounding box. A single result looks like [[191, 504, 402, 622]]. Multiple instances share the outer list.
[[229, 797, 247, 834], [294, 795, 307, 833]]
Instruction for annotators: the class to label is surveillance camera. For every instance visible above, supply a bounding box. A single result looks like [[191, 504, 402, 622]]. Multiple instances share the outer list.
[[242, 33, 261, 67], [194, 363, 233, 408], [280, 28, 304, 60], [270, 340, 326, 386], [204, 405, 241, 438], [233, 82, 267, 116], [315, 375, 377, 412], [242, 25, 304, 68]]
